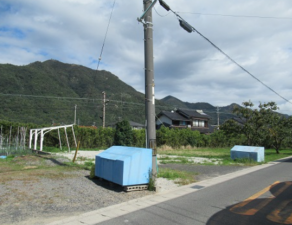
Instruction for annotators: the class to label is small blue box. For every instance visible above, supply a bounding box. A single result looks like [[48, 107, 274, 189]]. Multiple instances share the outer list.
[[95, 146, 152, 186], [231, 145, 265, 162]]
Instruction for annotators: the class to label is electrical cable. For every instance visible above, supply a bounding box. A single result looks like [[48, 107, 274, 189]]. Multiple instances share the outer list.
[[153, 6, 171, 17], [0, 92, 284, 116], [159, 1, 292, 105], [0, 93, 146, 107], [176, 12, 292, 20], [189, 24, 292, 105], [97, 0, 116, 70]]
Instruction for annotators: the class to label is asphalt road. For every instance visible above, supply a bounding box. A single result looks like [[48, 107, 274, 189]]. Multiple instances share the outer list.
[[97, 158, 292, 225]]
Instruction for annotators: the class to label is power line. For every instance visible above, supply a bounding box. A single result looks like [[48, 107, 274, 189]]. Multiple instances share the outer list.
[[153, 6, 171, 17], [0, 93, 146, 107], [97, 0, 116, 70], [0, 92, 285, 116], [176, 12, 292, 20], [0, 93, 103, 102], [158, 1, 292, 105]]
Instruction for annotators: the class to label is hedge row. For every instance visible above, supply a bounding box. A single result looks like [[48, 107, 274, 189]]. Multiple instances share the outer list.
[[0, 120, 251, 150]]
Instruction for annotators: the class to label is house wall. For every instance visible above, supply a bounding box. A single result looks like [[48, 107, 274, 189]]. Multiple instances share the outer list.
[[156, 115, 172, 126]]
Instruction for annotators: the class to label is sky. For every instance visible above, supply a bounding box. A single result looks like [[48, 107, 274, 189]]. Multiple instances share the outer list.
[[0, 0, 292, 115]]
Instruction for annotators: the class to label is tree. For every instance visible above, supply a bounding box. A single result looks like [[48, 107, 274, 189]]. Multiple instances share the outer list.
[[114, 120, 133, 146], [221, 101, 292, 154], [224, 101, 266, 146], [263, 109, 292, 154]]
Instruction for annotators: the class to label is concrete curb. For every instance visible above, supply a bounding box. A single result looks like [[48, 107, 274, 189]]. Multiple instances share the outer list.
[[46, 156, 292, 225]]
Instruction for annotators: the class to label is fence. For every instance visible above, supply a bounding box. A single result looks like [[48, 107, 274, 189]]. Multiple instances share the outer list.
[[0, 126, 29, 156]]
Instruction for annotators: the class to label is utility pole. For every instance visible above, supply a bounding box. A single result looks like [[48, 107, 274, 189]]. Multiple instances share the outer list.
[[140, 0, 157, 178], [217, 106, 220, 129], [74, 105, 77, 125], [102, 91, 106, 128]]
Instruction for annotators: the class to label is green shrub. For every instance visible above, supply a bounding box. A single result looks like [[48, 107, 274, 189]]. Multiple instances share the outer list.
[[89, 164, 95, 179], [114, 120, 133, 146]]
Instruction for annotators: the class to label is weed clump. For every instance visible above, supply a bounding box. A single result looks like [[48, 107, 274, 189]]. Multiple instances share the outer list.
[[89, 164, 95, 179]]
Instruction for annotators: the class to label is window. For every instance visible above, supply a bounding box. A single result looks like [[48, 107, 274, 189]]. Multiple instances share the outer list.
[[192, 120, 199, 127], [180, 121, 187, 125], [199, 120, 205, 127], [192, 120, 206, 127]]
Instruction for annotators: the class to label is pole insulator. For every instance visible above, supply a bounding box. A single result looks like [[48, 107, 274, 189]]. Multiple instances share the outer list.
[[179, 19, 193, 33], [159, 0, 170, 11]]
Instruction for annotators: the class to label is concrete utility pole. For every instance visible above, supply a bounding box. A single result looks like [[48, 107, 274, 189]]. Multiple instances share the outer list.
[[217, 106, 220, 129], [142, 0, 157, 178], [74, 104, 77, 125], [102, 91, 106, 128]]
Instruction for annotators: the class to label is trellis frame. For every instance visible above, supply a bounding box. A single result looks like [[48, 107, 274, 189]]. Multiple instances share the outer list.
[[29, 124, 77, 152]]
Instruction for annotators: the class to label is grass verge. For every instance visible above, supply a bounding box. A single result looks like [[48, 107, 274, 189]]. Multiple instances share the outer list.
[[158, 168, 197, 185], [43, 146, 104, 153], [158, 147, 292, 166]]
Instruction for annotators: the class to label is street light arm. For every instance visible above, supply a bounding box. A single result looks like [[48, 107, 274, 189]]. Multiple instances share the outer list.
[[137, 0, 158, 23]]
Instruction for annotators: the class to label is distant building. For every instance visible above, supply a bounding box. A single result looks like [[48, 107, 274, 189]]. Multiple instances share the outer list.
[[156, 109, 214, 134], [107, 121, 145, 130]]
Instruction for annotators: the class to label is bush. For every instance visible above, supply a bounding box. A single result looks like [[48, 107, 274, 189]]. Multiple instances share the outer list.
[[132, 129, 146, 147], [114, 120, 133, 146], [89, 164, 95, 179]]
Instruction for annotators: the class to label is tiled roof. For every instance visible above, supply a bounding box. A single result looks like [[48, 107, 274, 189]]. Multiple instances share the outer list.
[[107, 121, 145, 128], [177, 109, 210, 119]]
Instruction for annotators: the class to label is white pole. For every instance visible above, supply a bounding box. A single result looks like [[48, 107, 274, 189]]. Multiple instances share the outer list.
[[40, 130, 44, 151], [29, 129, 33, 149], [34, 130, 38, 150], [58, 128, 62, 150], [64, 127, 70, 152], [74, 105, 77, 125]]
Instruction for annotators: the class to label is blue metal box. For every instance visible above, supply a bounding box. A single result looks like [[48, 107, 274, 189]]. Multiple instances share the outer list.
[[231, 145, 265, 162], [95, 146, 152, 186]]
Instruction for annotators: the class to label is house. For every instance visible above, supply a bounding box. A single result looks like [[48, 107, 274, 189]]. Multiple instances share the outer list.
[[156, 109, 214, 134], [128, 121, 145, 130], [107, 121, 145, 130]]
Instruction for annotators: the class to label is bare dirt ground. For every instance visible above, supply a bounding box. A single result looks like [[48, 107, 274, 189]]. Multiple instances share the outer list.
[[0, 151, 248, 225]]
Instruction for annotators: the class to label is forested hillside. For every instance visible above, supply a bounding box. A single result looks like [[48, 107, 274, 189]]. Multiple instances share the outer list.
[[0, 60, 241, 126], [0, 60, 152, 125]]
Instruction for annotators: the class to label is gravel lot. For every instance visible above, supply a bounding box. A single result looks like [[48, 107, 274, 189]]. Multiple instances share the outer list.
[[0, 152, 249, 225], [0, 155, 155, 225]]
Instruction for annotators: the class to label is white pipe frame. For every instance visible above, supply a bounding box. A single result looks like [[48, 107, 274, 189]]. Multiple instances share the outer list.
[[29, 124, 76, 152]]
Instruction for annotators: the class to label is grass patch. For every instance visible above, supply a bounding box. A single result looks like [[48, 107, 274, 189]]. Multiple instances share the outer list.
[[264, 149, 292, 161], [232, 158, 260, 166], [43, 146, 104, 153], [158, 147, 292, 166], [83, 161, 95, 170], [158, 148, 229, 159], [158, 168, 197, 185], [160, 157, 192, 165], [0, 154, 86, 182]]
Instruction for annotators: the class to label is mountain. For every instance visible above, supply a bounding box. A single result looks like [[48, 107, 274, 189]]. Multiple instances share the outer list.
[[0, 60, 158, 125], [0, 60, 241, 126], [160, 95, 240, 125]]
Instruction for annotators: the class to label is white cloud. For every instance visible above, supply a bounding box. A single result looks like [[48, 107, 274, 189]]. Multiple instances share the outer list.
[[0, 0, 292, 115]]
